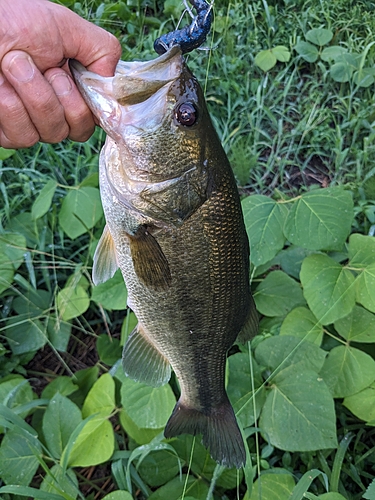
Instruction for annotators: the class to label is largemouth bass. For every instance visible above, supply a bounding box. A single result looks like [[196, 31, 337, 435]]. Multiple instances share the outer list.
[[70, 47, 258, 468]]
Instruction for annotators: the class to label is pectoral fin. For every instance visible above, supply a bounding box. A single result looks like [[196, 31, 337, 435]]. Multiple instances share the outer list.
[[237, 295, 259, 343], [122, 324, 171, 387], [92, 225, 119, 285], [128, 225, 171, 290]]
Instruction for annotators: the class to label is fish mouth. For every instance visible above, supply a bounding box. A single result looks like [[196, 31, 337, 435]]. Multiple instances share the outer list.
[[69, 47, 183, 135]]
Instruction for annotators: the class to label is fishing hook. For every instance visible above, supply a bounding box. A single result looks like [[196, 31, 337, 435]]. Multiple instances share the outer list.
[[154, 0, 213, 55]]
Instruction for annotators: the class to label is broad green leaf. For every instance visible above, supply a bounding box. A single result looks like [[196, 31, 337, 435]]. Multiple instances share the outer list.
[[42, 377, 78, 399], [69, 366, 99, 407], [249, 471, 295, 500], [64, 415, 114, 467], [280, 307, 323, 345], [306, 28, 333, 46], [363, 478, 375, 500], [348, 233, 375, 268], [137, 449, 182, 488], [119, 408, 163, 445], [0, 428, 42, 485], [102, 492, 133, 500], [355, 263, 375, 313], [148, 474, 209, 500], [321, 46, 348, 62], [121, 376, 176, 429], [5, 318, 47, 354], [227, 352, 266, 428], [242, 195, 288, 266], [272, 45, 291, 62], [0, 232, 26, 267], [300, 254, 356, 325], [284, 187, 353, 251], [59, 186, 103, 239], [91, 269, 127, 310], [56, 285, 90, 321], [42, 393, 82, 459], [13, 289, 51, 316], [0, 376, 34, 419], [353, 68, 375, 87], [47, 316, 71, 352], [40, 464, 79, 498], [97, 334, 122, 365], [319, 494, 347, 500], [0, 255, 15, 294], [330, 56, 356, 82], [343, 383, 375, 423], [279, 246, 313, 279], [254, 271, 305, 317], [334, 305, 375, 343], [82, 373, 115, 418], [260, 367, 337, 451], [31, 179, 57, 220], [255, 49, 277, 72], [7, 212, 42, 246], [294, 41, 319, 62], [320, 345, 375, 398], [255, 335, 327, 374], [0, 147, 16, 160]]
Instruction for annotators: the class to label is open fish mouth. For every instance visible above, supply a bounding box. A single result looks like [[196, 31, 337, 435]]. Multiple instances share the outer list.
[[69, 47, 183, 133]]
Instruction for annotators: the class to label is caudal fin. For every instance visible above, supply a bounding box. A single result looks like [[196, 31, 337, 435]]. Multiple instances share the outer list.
[[164, 398, 245, 469]]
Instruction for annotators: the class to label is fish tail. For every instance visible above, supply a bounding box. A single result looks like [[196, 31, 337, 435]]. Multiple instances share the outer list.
[[164, 397, 245, 468]]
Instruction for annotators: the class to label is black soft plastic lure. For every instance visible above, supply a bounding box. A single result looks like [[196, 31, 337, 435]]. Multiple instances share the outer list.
[[154, 0, 212, 55]]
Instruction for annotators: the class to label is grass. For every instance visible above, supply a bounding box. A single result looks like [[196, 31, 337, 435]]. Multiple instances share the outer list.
[[1, 0, 375, 499]]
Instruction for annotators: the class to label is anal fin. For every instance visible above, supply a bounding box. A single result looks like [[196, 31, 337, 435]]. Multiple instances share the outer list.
[[122, 324, 171, 387], [128, 225, 171, 291], [237, 295, 259, 344], [92, 225, 119, 285]]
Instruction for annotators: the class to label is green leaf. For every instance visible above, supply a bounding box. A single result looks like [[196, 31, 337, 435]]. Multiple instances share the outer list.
[[102, 492, 133, 500], [289, 469, 329, 500], [5, 318, 47, 354], [249, 471, 295, 500], [0, 376, 34, 419], [353, 68, 375, 87], [348, 233, 375, 268], [255, 50, 277, 72], [343, 382, 375, 423], [42, 377, 78, 399], [148, 474, 209, 500], [319, 494, 347, 500], [82, 373, 115, 418], [0, 232, 26, 268], [59, 186, 103, 239], [272, 45, 291, 62], [0, 485, 65, 499], [227, 352, 266, 428], [363, 478, 375, 499], [279, 246, 313, 279], [300, 254, 356, 325], [137, 449, 182, 488], [255, 335, 327, 374], [354, 264, 375, 313], [330, 54, 359, 82], [40, 464, 79, 498], [284, 187, 353, 251], [280, 307, 323, 345], [119, 408, 163, 445], [56, 285, 90, 321], [47, 316, 71, 352], [242, 195, 288, 266], [320, 345, 375, 398], [321, 46, 348, 62], [31, 179, 57, 220], [334, 305, 375, 343], [254, 270, 305, 317], [259, 367, 337, 451], [64, 415, 115, 467], [0, 428, 42, 486], [91, 269, 127, 310], [120, 376, 176, 429], [13, 289, 51, 316], [0, 147, 16, 160], [97, 334, 122, 365], [294, 41, 319, 62], [306, 28, 333, 46], [42, 393, 82, 459]]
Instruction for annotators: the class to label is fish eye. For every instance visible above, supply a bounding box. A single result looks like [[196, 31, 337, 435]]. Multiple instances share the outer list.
[[175, 102, 198, 127]]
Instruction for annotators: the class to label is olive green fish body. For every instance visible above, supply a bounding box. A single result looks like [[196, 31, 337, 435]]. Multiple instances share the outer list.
[[70, 48, 258, 468]]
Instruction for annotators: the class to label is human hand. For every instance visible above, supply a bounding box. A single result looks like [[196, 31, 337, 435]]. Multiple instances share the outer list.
[[0, 0, 121, 148]]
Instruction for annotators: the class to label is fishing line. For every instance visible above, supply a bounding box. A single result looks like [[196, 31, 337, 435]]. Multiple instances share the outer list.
[[181, 436, 196, 499]]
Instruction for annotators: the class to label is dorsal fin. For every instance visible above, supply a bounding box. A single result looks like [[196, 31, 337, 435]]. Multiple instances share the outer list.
[[92, 225, 119, 285]]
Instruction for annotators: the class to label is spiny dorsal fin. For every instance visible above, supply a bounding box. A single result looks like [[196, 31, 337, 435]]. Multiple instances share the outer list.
[[237, 295, 259, 344], [128, 225, 172, 291], [92, 225, 119, 285], [122, 324, 171, 387]]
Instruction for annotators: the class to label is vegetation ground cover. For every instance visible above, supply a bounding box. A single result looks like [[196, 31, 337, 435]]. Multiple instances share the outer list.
[[1, 0, 375, 498]]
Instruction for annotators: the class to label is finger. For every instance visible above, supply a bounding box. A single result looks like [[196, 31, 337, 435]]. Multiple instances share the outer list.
[[1, 50, 69, 144], [45, 67, 95, 142], [0, 70, 40, 149]]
